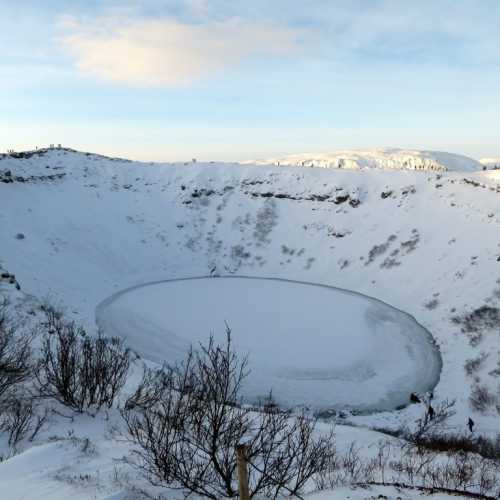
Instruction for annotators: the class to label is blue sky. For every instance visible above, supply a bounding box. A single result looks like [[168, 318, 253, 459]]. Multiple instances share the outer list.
[[2, 0, 500, 161]]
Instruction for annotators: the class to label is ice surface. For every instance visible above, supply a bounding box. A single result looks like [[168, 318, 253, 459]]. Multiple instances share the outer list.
[[96, 276, 441, 412]]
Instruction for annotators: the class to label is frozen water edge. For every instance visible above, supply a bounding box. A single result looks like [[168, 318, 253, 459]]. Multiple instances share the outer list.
[[96, 276, 442, 413]]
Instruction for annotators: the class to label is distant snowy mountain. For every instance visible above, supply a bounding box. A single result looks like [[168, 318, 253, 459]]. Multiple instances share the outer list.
[[480, 157, 500, 169], [251, 148, 483, 172]]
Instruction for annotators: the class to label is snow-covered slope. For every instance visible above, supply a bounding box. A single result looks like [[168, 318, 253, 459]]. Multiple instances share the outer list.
[[0, 147, 499, 499], [251, 148, 483, 172]]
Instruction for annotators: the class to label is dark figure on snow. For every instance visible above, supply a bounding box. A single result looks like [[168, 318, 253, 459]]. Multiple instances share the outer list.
[[468, 417, 475, 433], [410, 392, 421, 403], [428, 405, 435, 420]]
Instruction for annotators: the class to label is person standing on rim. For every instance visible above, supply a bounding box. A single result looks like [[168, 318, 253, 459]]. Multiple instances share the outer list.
[[468, 417, 475, 433]]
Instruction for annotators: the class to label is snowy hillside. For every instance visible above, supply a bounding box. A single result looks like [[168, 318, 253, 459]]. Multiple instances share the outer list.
[[0, 147, 499, 499], [251, 148, 483, 172]]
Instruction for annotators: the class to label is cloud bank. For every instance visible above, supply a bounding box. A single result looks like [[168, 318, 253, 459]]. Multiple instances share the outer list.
[[61, 16, 303, 86]]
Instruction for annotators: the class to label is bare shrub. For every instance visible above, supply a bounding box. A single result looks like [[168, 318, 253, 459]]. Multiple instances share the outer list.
[[0, 395, 33, 447], [383, 399, 500, 497], [124, 366, 172, 412], [315, 441, 385, 489], [452, 306, 500, 346], [476, 456, 500, 497], [390, 446, 500, 496], [340, 442, 369, 483], [474, 434, 500, 461], [413, 432, 500, 461], [390, 446, 436, 486], [405, 399, 456, 450], [123, 328, 336, 499], [490, 359, 500, 378], [465, 353, 489, 377], [424, 298, 439, 310], [314, 444, 354, 489], [36, 307, 130, 412], [378, 418, 500, 462], [247, 408, 336, 498], [316, 438, 500, 498], [0, 297, 33, 399], [469, 384, 498, 414], [365, 241, 390, 265], [0, 393, 48, 448]]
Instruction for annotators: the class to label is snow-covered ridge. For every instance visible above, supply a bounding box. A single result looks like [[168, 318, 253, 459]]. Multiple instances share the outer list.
[[0, 146, 487, 173], [250, 148, 483, 172]]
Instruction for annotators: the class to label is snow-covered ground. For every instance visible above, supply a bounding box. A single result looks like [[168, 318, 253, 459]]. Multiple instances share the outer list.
[[308, 485, 473, 500], [96, 276, 441, 412], [0, 147, 499, 499]]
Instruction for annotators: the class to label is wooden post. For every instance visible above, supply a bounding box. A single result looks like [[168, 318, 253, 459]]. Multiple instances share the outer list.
[[236, 443, 250, 500]]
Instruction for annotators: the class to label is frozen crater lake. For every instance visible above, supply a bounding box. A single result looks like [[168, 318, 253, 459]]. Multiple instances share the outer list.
[[96, 277, 441, 413]]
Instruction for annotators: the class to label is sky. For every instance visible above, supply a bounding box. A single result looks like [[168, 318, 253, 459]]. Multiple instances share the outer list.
[[2, 0, 500, 161]]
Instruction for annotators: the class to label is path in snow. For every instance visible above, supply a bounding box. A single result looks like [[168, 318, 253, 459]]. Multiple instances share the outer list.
[[96, 276, 441, 413]]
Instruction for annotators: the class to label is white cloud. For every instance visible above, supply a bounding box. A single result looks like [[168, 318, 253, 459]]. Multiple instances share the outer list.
[[60, 15, 304, 86]]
